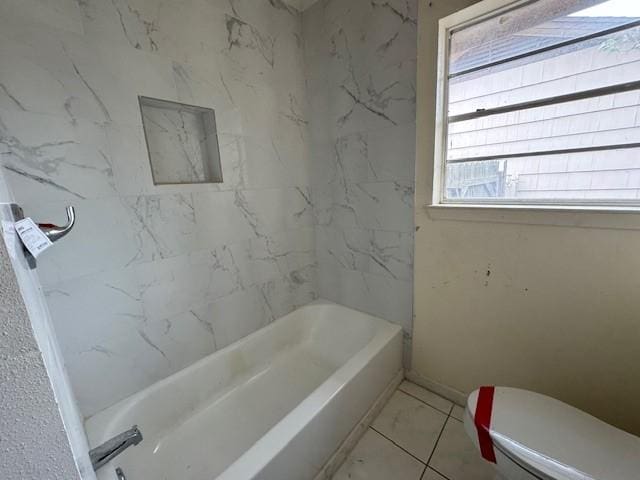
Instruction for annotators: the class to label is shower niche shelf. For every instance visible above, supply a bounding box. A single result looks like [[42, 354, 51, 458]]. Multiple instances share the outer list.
[[139, 96, 223, 185]]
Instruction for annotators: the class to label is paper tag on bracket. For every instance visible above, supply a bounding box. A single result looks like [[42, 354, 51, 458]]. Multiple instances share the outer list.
[[15, 218, 53, 258]]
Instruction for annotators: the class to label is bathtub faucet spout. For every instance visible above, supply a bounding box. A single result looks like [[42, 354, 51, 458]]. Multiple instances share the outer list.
[[89, 425, 143, 471]]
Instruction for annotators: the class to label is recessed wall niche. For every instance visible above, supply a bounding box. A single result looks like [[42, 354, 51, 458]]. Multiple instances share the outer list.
[[139, 96, 223, 185]]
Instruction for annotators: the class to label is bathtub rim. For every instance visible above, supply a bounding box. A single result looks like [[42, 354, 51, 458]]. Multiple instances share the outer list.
[[215, 310, 402, 479], [86, 299, 365, 434], [85, 298, 402, 479]]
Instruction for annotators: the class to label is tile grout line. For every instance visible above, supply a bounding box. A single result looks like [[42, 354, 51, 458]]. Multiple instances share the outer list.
[[424, 404, 453, 468], [423, 465, 455, 480], [397, 386, 454, 417], [352, 386, 460, 480], [393, 384, 456, 479], [419, 464, 429, 480], [368, 426, 428, 467]]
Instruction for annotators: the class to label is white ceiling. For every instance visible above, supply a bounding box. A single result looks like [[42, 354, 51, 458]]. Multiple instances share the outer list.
[[282, 0, 321, 12]]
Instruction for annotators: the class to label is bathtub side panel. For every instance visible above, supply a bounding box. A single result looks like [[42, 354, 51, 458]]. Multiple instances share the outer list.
[[253, 329, 403, 480]]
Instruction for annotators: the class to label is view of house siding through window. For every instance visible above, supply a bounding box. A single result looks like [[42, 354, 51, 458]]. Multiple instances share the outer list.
[[444, 0, 640, 203]]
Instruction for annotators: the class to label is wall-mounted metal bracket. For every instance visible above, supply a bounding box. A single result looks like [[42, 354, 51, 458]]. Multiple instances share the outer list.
[[37, 206, 76, 242], [0, 203, 76, 269]]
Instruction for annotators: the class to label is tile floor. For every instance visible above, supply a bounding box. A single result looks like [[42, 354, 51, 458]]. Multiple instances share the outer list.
[[332, 381, 498, 480]]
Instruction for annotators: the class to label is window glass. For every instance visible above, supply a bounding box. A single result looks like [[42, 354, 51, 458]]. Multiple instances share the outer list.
[[441, 0, 640, 205]]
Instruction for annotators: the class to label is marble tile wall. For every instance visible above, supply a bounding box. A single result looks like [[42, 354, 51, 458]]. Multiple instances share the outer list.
[[302, 0, 417, 362], [139, 98, 222, 185], [0, 0, 316, 417]]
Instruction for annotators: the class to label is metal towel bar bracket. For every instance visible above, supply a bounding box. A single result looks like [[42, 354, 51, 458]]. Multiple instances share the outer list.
[[38, 206, 76, 242], [0, 203, 76, 269]]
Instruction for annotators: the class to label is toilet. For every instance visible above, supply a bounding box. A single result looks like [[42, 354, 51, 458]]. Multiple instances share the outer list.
[[463, 387, 640, 480]]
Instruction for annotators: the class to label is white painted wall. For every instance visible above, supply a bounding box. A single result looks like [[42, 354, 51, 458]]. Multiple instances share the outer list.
[[413, 0, 640, 436]]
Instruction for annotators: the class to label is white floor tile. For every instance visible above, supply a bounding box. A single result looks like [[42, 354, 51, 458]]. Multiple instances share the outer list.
[[422, 467, 448, 480], [372, 390, 448, 463], [398, 381, 453, 415], [333, 429, 425, 480], [428, 418, 498, 480], [451, 404, 465, 421]]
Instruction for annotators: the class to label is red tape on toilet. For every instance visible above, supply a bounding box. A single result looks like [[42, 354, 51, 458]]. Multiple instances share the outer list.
[[474, 386, 497, 463]]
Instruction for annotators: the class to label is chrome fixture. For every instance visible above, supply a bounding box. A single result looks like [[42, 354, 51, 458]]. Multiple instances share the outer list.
[[115, 467, 127, 480], [37, 205, 75, 242], [0, 203, 77, 269], [89, 425, 143, 472]]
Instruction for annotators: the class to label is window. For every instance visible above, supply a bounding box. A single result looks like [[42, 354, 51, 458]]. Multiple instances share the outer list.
[[434, 0, 640, 208]]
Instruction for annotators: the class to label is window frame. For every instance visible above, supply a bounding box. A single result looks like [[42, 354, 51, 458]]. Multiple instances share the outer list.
[[432, 0, 640, 211]]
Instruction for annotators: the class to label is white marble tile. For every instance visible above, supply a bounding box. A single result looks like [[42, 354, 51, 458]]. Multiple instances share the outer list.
[[372, 390, 447, 463], [317, 263, 413, 332], [77, 0, 230, 65], [43, 268, 144, 357], [0, 110, 116, 204], [0, 167, 14, 203], [171, 60, 237, 118], [224, 0, 301, 37], [318, 123, 415, 189], [106, 124, 247, 197], [223, 16, 278, 74], [451, 404, 466, 422], [140, 102, 217, 185], [64, 327, 179, 417], [238, 187, 315, 234], [422, 467, 449, 480], [329, 59, 417, 138], [324, 0, 417, 86], [0, 21, 177, 126], [134, 246, 245, 323], [429, 418, 499, 480], [398, 381, 454, 415], [0, 25, 99, 120], [59, 36, 179, 127], [188, 286, 271, 351], [217, 64, 304, 144], [316, 226, 413, 281], [0, 0, 419, 419], [216, 134, 248, 190], [0, 0, 320, 419], [24, 197, 143, 286], [222, 8, 305, 97], [367, 229, 414, 280], [245, 227, 316, 285], [0, 0, 83, 34], [242, 135, 311, 189], [303, 0, 418, 359], [193, 190, 263, 246], [105, 123, 156, 196], [123, 194, 199, 263], [301, 0, 329, 59], [366, 123, 416, 183], [307, 88, 331, 145], [333, 428, 425, 480], [136, 310, 218, 374], [318, 180, 414, 233], [259, 264, 317, 321]]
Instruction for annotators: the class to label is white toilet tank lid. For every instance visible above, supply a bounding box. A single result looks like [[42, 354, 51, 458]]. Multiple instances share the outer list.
[[466, 387, 640, 480]]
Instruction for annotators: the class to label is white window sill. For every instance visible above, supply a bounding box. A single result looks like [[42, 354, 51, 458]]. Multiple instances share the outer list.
[[424, 203, 640, 230]]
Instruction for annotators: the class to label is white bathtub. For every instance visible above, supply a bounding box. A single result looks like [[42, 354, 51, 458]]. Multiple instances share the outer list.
[[85, 299, 403, 480]]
